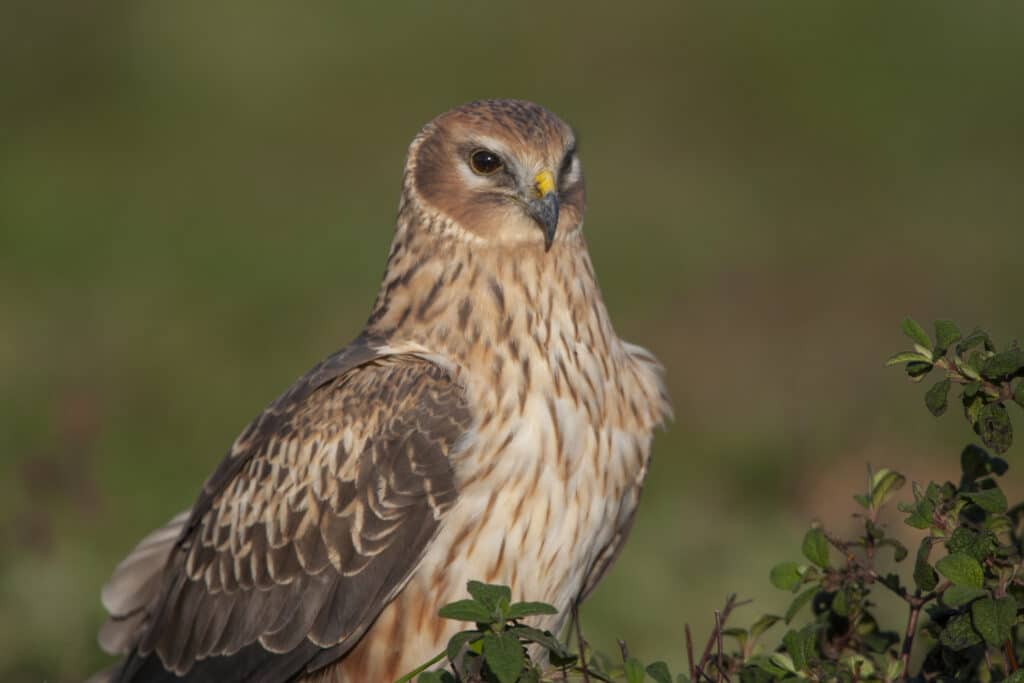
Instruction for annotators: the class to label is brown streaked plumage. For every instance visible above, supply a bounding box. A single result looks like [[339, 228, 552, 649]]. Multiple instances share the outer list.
[[93, 99, 671, 683]]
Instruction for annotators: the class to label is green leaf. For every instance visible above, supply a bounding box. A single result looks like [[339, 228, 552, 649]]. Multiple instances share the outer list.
[[902, 491, 935, 529], [961, 444, 993, 483], [987, 515, 1012, 534], [505, 601, 558, 619], [646, 661, 673, 683], [770, 562, 802, 591], [958, 328, 994, 354], [947, 527, 998, 561], [879, 573, 903, 593], [906, 361, 933, 381], [879, 537, 908, 562], [466, 581, 511, 613], [504, 625, 569, 657], [963, 391, 985, 427], [939, 613, 983, 651], [841, 654, 875, 678], [976, 402, 1013, 454], [445, 630, 482, 663], [935, 320, 962, 353], [482, 631, 524, 683], [885, 351, 933, 367], [956, 356, 983, 382], [981, 349, 1024, 379], [870, 469, 906, 509], [783, 625, 817, 671], [1005, 671, 1024, 683], [971, 596, 1017, 647], [902, 317, 933, 351], [438, 599, 494, 623], [722, 627, 747, 651], [750, 614, 782, 640], [765, 652, 797, 675], [785, 587, 817, 624], [861, 628, 900, 654], [801, 528, 830, 568], [624, 657, 646, 683], [548, 647, 578, 668], [925, 379, 952, 417], [935, 552, 984, 588], [1015, 381, 1024, 409], [913, 538, 938, 592], [886, 658, 906, 682], [962, 488, 1008, 514], [943, 585, 988, 607], [417, 672, 447, 683], [832, 588, 850, 617]]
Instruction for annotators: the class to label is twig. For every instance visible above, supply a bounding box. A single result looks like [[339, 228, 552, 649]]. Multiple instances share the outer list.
[[933, 357, 1013, 401], [1006, 638, 1019, 673], [694, 595, 748, 682], [715, 610, 729, 683], [618, 639, 630, 661], [394, 649, 447, 683], [898, 601, 922, 680], [572, 602, 592, 683], [685, 624, 697, 683]]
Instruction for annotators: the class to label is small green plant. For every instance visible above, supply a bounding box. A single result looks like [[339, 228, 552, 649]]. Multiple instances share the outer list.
[[398, 580, 675, 683], [402, 318, 1024, 683]]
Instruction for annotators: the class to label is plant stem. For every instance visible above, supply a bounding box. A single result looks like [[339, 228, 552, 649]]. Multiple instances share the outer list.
[[572, 602, 592, 683], [898, 601, 922, 680], [686, 624, 697, 683], [715, 610, 729, 683], [694, 595, 747, 682], [1006, 639, 1019, 673], [394, 649, 447, 683]]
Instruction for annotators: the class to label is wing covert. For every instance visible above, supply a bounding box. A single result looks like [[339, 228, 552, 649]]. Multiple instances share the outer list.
[[111, 349, 471, 683]]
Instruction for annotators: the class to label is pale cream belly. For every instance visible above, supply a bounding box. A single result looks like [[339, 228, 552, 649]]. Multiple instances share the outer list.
[[307, 410, 647, 682]]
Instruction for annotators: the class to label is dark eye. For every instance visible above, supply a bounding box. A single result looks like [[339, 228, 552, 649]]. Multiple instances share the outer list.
[[469, 149, 503, 175], [559, 145, 576, 179]]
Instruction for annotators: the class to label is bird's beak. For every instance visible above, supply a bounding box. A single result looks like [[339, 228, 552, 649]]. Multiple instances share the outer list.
[[527, 169, 559, 251]]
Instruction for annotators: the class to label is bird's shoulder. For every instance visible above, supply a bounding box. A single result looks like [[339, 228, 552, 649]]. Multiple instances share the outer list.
[[108, 339, 475, 682], [619, 340, 673, 428], [189, 338, 468, 533]]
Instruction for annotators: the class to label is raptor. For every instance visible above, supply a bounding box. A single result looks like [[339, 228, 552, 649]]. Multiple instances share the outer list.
[[94, 99, 671, 682]]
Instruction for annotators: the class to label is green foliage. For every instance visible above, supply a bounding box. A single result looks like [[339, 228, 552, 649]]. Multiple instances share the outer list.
[[398, 580, 686, 683], [732, 319, 1024, 682], [887, 317, 1024, 453], [405, 319, 1024, 682]]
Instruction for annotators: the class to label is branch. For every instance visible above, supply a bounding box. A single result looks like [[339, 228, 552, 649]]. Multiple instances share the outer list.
[[571, 601, 592, 683], [898, 601, 922, 681], [693, 595, 749, 682]]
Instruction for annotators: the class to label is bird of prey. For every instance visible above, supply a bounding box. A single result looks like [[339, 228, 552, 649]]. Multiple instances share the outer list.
[[94, 99, 671, 683]]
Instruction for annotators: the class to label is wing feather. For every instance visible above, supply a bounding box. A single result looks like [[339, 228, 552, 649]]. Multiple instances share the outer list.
[[105, 340, 471, 682]]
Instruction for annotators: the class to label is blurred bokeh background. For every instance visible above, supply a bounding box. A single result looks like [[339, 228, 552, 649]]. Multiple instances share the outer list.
[[2, 3, 1023, 680]]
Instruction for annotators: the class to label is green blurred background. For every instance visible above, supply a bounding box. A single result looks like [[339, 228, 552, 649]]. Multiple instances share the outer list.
[[2, 3, 1023, 680]]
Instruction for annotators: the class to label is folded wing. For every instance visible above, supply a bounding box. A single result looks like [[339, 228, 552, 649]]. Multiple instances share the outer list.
[[103, 341, 471, 683]]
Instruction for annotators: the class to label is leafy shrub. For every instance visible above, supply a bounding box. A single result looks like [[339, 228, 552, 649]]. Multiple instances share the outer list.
[[401, 319, 1024, 683]]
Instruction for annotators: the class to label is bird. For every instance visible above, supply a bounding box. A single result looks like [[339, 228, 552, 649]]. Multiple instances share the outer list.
[[93, 99, 671, 683]]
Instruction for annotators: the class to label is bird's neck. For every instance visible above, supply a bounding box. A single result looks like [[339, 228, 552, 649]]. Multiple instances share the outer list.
[[364, 214, 622, 398]]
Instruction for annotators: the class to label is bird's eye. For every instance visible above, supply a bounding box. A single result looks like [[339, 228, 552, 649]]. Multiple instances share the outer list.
[[559, 145, 576, 180], [469, 149, 503, 175]]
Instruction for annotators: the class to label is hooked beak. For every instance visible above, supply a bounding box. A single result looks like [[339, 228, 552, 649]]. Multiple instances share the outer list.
[[526, 169, 559, 251]]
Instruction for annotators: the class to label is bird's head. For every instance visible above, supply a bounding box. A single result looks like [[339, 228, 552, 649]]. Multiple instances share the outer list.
[[406, 99, 585, 251]]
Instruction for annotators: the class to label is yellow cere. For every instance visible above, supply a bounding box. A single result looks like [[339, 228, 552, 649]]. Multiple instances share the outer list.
[[534, 170, 556, 197]]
